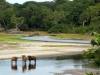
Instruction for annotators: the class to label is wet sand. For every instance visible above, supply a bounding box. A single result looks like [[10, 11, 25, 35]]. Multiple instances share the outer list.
[[0, 41, 92, 59]]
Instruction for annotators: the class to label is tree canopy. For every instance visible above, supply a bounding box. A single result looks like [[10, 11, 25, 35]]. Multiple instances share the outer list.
[[0, 0, 100, 33]]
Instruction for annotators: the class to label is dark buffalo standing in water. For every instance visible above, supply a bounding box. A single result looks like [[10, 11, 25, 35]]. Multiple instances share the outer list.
[[11, 55, 36, 72], [28, 56, 36, 64]]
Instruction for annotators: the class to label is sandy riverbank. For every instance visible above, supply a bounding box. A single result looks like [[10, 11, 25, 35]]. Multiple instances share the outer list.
[[0, 41, 93, 59], [1, 41, 99, 75]]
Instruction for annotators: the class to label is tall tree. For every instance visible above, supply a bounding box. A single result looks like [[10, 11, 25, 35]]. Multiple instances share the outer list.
[[79, 5, 99, 26], [11, 14, 25, 30]]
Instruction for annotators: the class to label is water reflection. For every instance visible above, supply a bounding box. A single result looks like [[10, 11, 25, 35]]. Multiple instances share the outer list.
[[28, 63, 36, 70], [11, 62, 36, 72], [0, 55, 99, 75], [22, 64, 27, 72], [11, 64, 18, 71], [21, 36, 90, 44]]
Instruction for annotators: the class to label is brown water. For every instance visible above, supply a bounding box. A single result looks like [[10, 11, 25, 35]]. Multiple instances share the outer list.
[[0, 55, 98, 75]]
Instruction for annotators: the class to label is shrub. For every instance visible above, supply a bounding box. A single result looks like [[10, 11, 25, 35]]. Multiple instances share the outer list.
[[91, 39, 97, 46], [86, 72, 99, 75], [48, 24, 70, 33]]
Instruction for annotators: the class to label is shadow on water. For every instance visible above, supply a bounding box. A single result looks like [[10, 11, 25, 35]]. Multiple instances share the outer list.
[[55, 54, 98, 69], [55, 54, 84, 60]]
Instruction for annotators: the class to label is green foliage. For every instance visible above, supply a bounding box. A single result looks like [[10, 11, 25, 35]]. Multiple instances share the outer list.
[[10, 14, 25, 30], [83, 48, 100, 69], [74, 27, 86, 34], [91, 39, 97, 46], [48, 24, 71, 33], [0, 0, 100, 33], [86, 72, 99, 75], [93, 32, 100, 46], [94, 58, 100, 68], [83, 32, 100, 68], [83, 49, 95, 60]]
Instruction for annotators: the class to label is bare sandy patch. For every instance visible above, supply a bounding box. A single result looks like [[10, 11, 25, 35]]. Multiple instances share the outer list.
[[0, 42, 93, 59]]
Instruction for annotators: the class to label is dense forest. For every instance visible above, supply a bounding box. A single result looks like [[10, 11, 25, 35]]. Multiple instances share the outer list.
[[0, 0, 100, 34]]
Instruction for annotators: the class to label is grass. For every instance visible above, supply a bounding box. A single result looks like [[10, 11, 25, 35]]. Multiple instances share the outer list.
[[0, 31, 96, 43], [42, 45, 68, 47], [50, 33, 96, 40], [25, 31, 95, 40], [0, 32, 33, 42]]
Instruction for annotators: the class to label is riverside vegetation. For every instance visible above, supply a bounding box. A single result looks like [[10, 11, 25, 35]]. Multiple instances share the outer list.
[[0, 31, 95, 42], [0, 0, 100, 34], [83, 32, 100, 75]]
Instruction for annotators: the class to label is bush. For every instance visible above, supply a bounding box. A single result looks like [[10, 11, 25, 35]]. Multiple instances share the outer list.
[[48, 24, 71, 33], [74, 26, 89, 34], [83, 48, 95, 60], [86, 72, 99, 75], [83, 32, 100, 68], [91, 39, 97, 46]]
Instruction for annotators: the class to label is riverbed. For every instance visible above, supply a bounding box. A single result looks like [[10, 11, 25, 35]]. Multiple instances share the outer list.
[[0, 55, 99, 75]]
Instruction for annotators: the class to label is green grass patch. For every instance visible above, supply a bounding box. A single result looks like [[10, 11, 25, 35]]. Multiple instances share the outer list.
[[42, 45, 68, 47], [0, 31, 96, 43], [50, 33, 95, 40], [0, 33, 33, 42]]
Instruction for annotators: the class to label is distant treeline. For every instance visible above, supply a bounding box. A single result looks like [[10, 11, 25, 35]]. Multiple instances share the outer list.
[[0, 0, 100, 34]]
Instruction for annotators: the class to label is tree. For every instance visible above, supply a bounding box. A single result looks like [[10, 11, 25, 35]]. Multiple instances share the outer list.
[[11, 14, 25, 30], [0, 10, 5, 28], [0, 0, 12, 10], [83, 32, 100, 68], [39, 1, 55, 11], [13, 3, 24, 11], [79, 6, 99, 27], [54, 0, 68, 4], [3, 8, 14, 29]]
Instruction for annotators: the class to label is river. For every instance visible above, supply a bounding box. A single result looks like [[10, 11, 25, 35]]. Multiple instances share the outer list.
[[21, 36, 90, 44]]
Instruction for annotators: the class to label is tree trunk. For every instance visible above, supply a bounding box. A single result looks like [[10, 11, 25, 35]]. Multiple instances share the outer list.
[[15, 24, 19, 31], [82, 20, 87, 27]]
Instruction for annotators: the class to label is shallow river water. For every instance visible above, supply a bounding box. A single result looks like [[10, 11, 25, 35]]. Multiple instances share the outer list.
[[21, 36, 90, 44], [0, 55, 98, 75]]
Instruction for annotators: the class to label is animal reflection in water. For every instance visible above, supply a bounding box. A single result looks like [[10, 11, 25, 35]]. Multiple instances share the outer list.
[[22, 63, 36, 72], [28, 63, 36, 70], [11, 64, 18, 70], [22, 64, 27, 72], [11, 55, 36, 72]]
